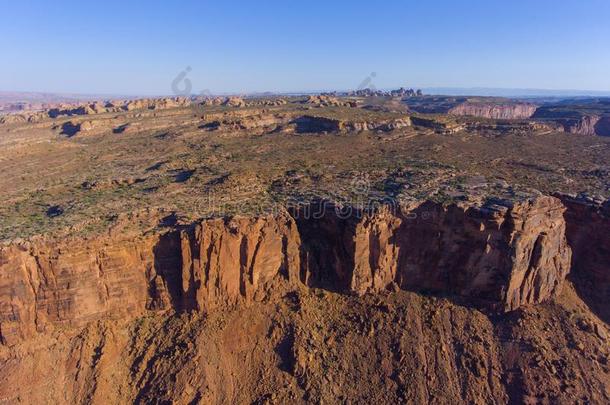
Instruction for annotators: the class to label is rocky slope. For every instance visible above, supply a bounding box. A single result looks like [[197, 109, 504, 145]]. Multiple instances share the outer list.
[[556, 194, 610, 323], [0, 195, 608, 403]]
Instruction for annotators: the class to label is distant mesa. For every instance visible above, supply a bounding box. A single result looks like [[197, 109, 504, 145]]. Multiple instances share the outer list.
[[404, 96, 538, 120], [1, 97, 192, 125], [532, 101, 610, 136], [2, 89, 610, 139]]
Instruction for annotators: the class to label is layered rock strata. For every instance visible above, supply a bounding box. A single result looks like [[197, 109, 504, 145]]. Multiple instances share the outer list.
[[449, 102, 537, 120], [294, 197, 570, 311], [0, 196, 575, 346]]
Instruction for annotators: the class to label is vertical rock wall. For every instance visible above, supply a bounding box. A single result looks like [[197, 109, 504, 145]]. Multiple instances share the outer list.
[[0, 196, 577, 345]]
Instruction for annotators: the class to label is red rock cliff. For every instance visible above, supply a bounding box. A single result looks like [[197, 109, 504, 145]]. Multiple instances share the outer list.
[[0, 197, 573, 345], [556, 194, 610, 323], [295, 196, 571, 312]]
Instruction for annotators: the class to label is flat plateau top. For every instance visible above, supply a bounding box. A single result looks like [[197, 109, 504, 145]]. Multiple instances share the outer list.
[[1, 97, 609, 241]]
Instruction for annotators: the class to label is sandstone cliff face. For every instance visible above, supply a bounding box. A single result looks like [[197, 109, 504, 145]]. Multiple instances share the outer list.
[[542, 115, 610, 136], [0, 214, 301, 345], [595, 116, 610, 137], [0, 238, 156, 345], [0, 197, 573, 346], [561, 115, 601, 136], [295, 197, 571, 312], [449, 103, 537, 120], [172, 215, 302, 310], [556, 194, 610, 323]]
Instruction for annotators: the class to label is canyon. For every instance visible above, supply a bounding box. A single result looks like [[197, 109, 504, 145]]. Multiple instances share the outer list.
[[403, 96, 538, 120], [404, 96, 610, 136], [0, 93, 608, 403]]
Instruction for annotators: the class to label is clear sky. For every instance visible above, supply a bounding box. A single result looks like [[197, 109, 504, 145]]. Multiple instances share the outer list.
[[2, 0, 610, 95]]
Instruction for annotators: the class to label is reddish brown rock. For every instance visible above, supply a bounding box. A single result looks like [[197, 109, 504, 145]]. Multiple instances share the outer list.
[[556, 194, 610, 322], [223, 97, 246, 107], [296, 196, 571, 311], [0, 213, 301, 345], [304, 95, 356, 108], [0, 197, 573, 346]]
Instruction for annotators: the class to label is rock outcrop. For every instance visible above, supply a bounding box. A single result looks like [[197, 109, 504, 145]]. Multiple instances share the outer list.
[[345, 88, 422, 98], [0, 196, 574, 346], [290, 115, 410, 133], [532, 105, 610, 136], [0, 97, 192, 125], [295, 197, 571, 312], [404, 97, 537, 120], [0, 213, 301, 345], [411, 115, 465, 134], [201, 114, 290, 133], [304, 95, 357, 108], [555, 194, 610, 322], [223, 97, 246, 107], [248, 98, 288, 107], [199, 96, 249, 107], [553, 115, 610, 137], [558, 115, 601, 136], [449, 102, 537, 120]]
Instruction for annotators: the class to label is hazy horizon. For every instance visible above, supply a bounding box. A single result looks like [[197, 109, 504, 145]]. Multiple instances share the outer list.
[[2, 86, 610, 101]]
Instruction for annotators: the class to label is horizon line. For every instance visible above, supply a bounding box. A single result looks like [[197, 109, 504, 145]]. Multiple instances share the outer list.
[[2, 85, 610, 100]]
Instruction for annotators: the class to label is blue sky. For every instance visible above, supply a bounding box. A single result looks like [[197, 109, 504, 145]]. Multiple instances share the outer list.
[[2, 0, 610, 95]]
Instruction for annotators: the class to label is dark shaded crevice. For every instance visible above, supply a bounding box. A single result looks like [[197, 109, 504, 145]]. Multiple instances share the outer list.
[[556, 195, 610, 324], [274, 327, 296, 374], [289, 201, 359, 292], [152, 231, 188, 311]]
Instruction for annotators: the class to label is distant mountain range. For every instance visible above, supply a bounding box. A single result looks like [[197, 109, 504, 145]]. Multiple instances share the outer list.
[[420, 87, 610, 98], [0, 91, 134, 104]]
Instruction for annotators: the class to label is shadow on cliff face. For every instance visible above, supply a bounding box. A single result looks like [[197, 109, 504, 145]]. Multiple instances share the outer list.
[[289, 200, 508, 311], [291, 201, 359, 292], [151, 224, 207, 313], [289, 197, 572, 314], [150, 231, 200, 312], [594, 116, 610, 137], [392, 202, 513, 304], [558, 197, 610, 324], [290, 116, 341, 134], [60, 121, 80, 137]]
